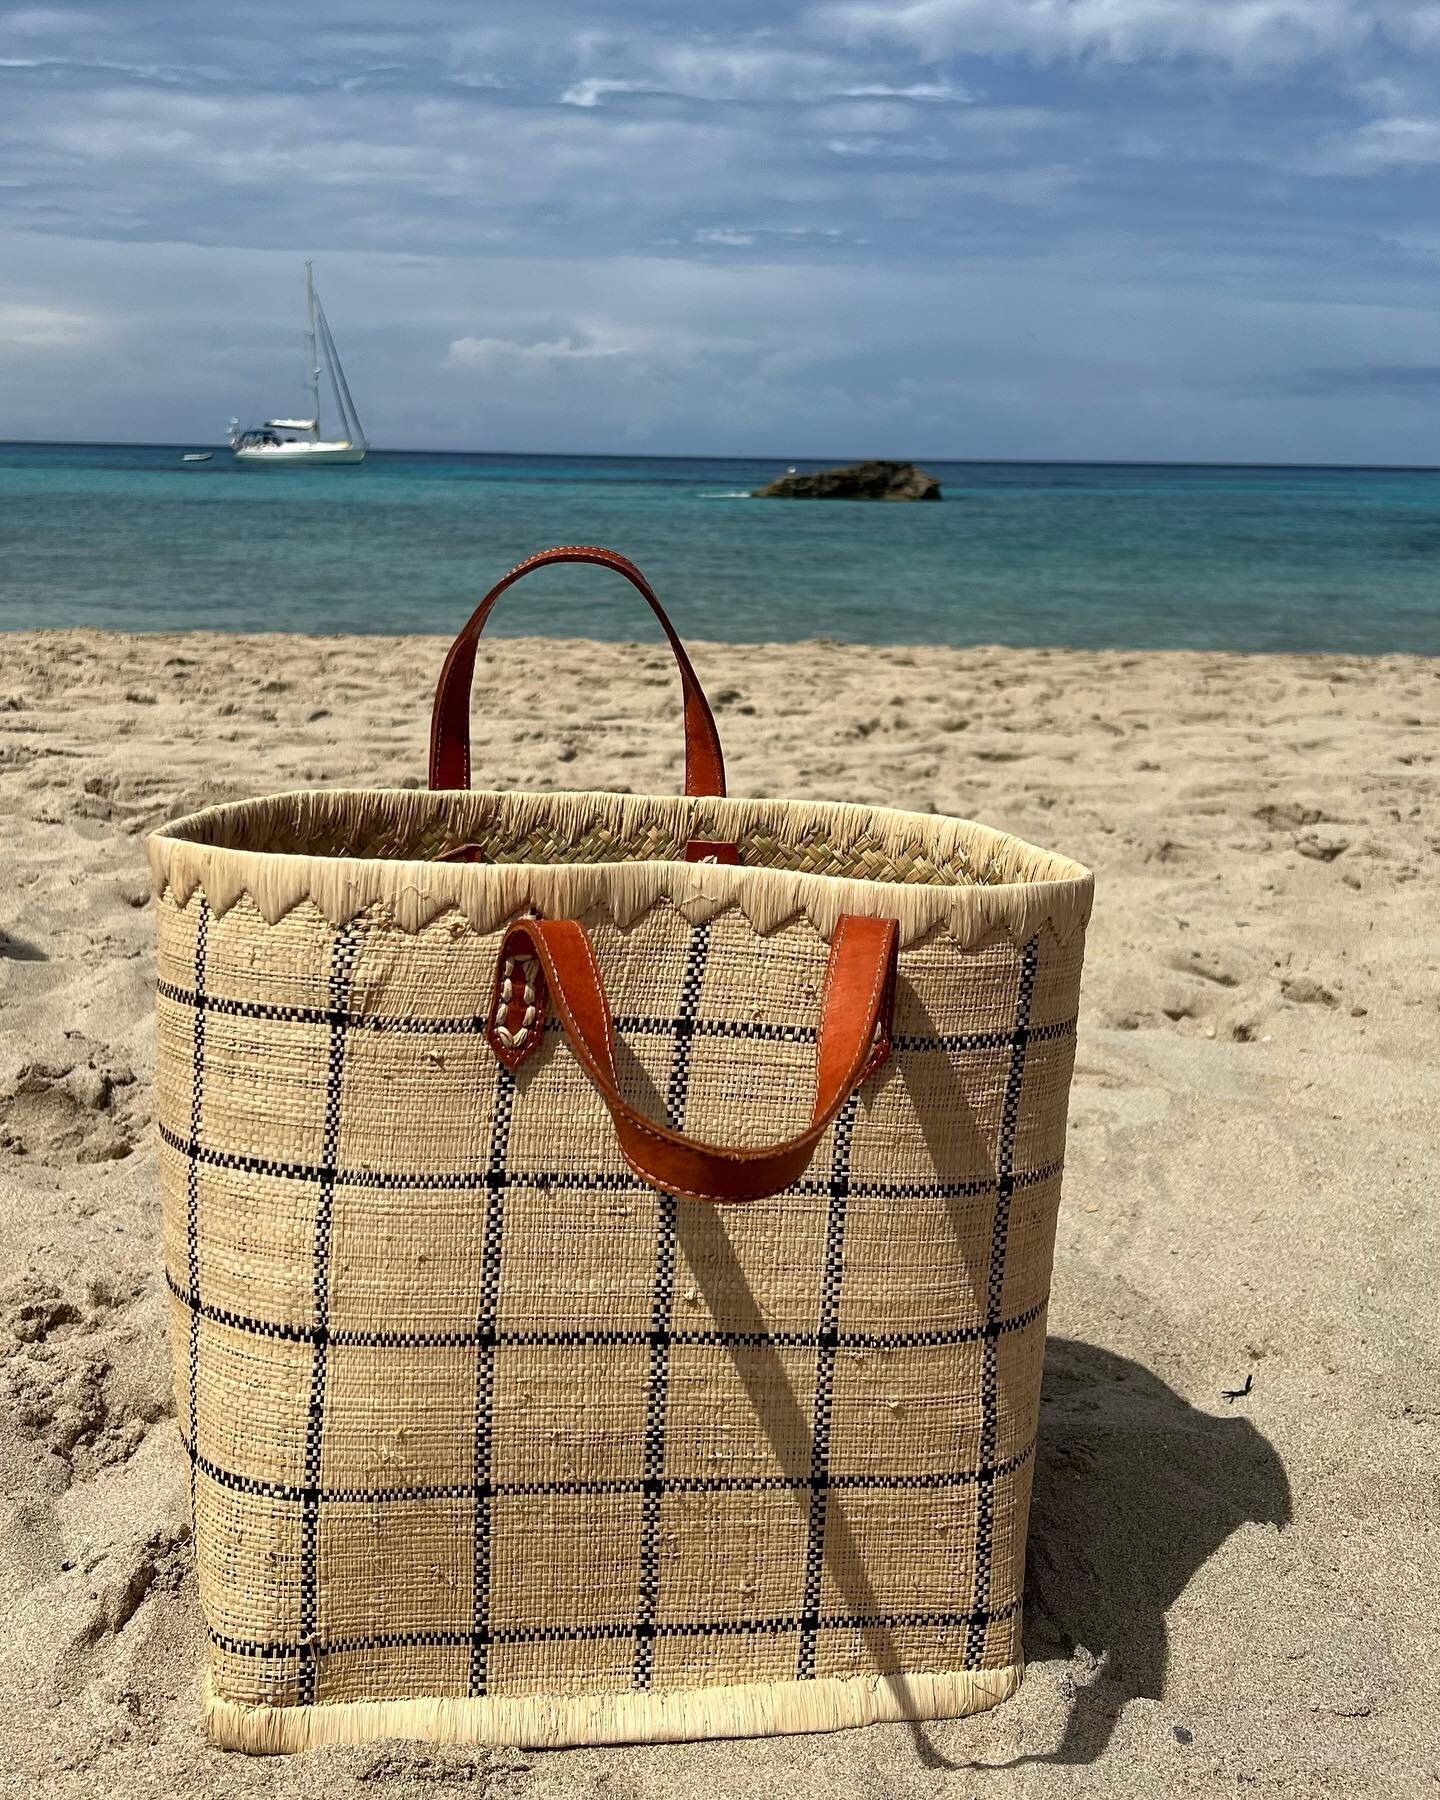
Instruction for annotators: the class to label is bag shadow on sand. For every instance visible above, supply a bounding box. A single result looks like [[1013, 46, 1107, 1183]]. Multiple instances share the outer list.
[[1020, 1337, 1292, 1766], [889, 981, 1291, 1767]]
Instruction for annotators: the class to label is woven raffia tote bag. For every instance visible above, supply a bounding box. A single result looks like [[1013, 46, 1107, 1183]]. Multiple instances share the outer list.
[[149, 546, 1092, 1754]]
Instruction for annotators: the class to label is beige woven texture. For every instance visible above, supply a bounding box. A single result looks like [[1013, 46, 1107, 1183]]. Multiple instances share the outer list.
[[151, 788, 1090, 1752]]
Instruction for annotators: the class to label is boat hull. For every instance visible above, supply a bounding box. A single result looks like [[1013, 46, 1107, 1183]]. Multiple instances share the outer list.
[[233, 442, 366, 466]]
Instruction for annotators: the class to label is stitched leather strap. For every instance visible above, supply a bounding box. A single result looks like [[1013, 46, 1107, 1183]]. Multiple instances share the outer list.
[[486, 915, 898, 1204], [429, 545, 727, 798]]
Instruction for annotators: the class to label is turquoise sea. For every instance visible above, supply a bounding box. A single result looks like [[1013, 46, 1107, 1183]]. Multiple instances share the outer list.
[[1, 441, 1437, 653]]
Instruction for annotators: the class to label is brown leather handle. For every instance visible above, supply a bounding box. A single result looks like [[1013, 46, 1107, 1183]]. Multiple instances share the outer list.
[[429, 545, 727, 798], [486, 915, 898, 1204]]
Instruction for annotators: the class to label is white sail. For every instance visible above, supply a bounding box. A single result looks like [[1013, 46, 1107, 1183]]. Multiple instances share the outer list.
[[316, 297, 367, 450]]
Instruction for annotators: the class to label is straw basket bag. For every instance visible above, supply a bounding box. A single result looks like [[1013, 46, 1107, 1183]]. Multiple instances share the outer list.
[[149, 546, 1092, 1754]]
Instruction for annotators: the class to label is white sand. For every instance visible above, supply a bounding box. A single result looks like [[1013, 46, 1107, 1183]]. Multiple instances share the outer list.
[[1, 630, 1437, 1797]]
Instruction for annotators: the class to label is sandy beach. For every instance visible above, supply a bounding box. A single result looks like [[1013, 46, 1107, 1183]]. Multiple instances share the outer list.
[[2, 627, 1437, 1798]]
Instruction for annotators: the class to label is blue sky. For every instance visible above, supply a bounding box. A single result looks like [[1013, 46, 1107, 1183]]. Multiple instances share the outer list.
[[1, 1, 1438, 460]]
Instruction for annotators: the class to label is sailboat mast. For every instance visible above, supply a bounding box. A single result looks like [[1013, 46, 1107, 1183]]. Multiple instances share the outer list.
[[305, 261, 320, 440]]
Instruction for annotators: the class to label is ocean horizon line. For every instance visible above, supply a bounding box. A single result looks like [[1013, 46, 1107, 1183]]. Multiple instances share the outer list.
[[3, 438, 1439, 476]]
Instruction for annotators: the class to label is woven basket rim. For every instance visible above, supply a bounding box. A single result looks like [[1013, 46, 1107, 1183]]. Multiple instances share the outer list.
[[148, 786, 1093, 947]]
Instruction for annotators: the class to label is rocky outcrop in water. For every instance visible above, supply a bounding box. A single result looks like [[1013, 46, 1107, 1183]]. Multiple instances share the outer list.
[[752, 460, 942, 501]]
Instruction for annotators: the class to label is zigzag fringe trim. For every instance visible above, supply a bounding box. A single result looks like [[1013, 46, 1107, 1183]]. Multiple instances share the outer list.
[[202, 1662, 1023, 1754], [149, 788, 1092, 949]]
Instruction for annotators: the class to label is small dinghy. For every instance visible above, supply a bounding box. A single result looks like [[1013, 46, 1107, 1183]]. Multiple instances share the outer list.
[[181, 452, 213, 463]]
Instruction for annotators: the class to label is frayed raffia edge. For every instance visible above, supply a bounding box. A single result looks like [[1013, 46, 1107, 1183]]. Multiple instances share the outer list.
[[148, 788, 1092, 949], [202, 1662, 1022, 1754]]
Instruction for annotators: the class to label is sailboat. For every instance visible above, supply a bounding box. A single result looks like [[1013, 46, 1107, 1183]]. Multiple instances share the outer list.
[[229, 262, 367, 465]]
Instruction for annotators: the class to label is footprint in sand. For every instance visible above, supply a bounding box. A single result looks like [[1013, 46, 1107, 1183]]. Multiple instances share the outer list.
[[1254, 801, 1327, 830], [0, 1060, 136, 1163], [1294, 833, 1350, 863], [1281, 975, 1337, 1007], [1, 1275, 161, 1476], [3, 1343, 114, 1467], [72, 1525, 192, 1655], [1166, 949, 1242, 989]]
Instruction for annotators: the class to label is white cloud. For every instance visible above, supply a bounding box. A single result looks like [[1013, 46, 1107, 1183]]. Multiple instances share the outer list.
[[628, 41, 844, 101], [0, 52, 199, 80], [813, 0, 1386, 72], [559, 40, 893, 106], [840, 81, 972, 99], [558, 77, 640, 107], [1308, 113, 1440, 169], [446, 331, 633, 369], [694, 223, 851, 247], [0, 301, 99, 347], [442, 313, 783, 393]]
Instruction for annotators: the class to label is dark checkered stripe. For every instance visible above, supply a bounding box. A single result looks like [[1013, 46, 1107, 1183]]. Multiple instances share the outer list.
[[178, 1428, 1036, 1507], [798, 1093, 859, 1678], [468, 1062, 514, 1695], [165, 1265, 1051, 1355], [184, 900, 209, 1525], [296, 924, 362, 1704], [157, 1123, 1064, 1206], [154, 975, 1074, 1059], [207, 1593, 1025, 1665], [634, 922, 713, 1688]]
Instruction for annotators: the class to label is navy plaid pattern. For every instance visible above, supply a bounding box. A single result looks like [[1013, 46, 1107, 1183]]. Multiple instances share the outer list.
[[170, 910, 1066, 1704]]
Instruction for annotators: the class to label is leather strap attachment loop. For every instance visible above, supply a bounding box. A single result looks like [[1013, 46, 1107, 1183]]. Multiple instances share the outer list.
[[485, 914, 899, 1205]]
